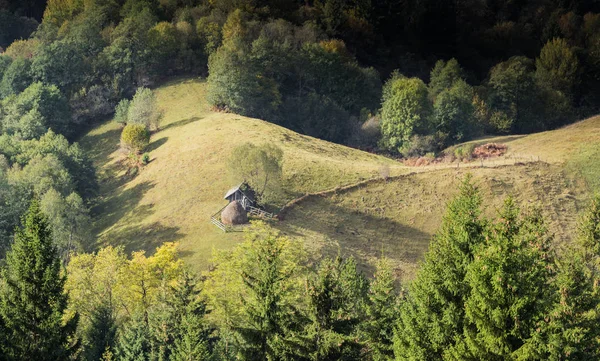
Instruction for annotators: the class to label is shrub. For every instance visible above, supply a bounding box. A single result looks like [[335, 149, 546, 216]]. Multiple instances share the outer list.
[[141, 153, 150, 164], [399, 133, 445, 158], [121, 124, 150, 153], [453, 143, 476, 161]]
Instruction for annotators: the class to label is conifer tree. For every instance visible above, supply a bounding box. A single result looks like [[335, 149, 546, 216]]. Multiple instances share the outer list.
[[170, 272, 212, 361], [84, 303, 117, 361], [360, 258, 399, 361], [453, 200, 555, 359], [394, 175, 485, 360], [117, 315, 151, 361], [304, 256, 367, 360], [0, 199, 78, 360], [234, 223, 306, 360], [523, 195, 600, 360]]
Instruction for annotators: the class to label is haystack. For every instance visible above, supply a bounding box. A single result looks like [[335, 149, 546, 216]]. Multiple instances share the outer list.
[[221, 201, 248, 225]]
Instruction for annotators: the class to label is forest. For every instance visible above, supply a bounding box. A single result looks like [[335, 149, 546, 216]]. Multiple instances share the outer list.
[[0, 0, 599, 359]]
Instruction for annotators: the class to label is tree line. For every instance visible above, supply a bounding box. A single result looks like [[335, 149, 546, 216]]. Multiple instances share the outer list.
[[1, 0, 598, 147], [2, 177, 600, 360]]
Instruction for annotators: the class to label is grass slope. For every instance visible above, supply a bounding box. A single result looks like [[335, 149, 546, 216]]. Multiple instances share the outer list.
[[80, 78, 600, 279], [80, 78, 404, 269]]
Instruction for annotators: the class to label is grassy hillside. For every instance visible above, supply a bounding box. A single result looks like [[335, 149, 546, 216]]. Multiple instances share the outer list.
[[80, 78, 600, 280], [80, 78, 405, 269]]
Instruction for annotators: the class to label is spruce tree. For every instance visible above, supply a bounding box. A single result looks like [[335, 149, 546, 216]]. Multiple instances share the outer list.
[[523, 195, 600, 360], [117, 315, 151, 361], [84, 303, 117, 361], [394, 175, 486, 360], [235, 224, 306, 360], [0, 199, 78, 360], [304, 257, 367, 360], [360, 258, 399, 361], [454, 200, 555, 359], [170, 272, 212, 361]]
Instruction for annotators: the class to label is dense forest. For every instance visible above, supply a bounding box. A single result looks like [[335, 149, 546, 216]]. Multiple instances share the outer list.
[[0, 0, 600, 360]]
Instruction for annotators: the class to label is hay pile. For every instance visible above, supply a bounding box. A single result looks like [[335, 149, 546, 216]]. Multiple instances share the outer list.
[[221, 201, 248, 225]]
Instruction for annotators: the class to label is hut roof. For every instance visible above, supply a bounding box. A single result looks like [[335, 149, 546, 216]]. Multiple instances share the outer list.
[[224, 183, 244, 200]]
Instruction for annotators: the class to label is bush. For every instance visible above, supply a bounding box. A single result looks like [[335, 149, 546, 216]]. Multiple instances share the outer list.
[[141, 153, 150, 164], [400, 133, 445, 158], [121, 124, 150, 153], [453, 143, 476, 161]]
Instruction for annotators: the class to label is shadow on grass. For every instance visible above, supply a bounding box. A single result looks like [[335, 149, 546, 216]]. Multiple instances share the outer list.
[[92, 182, 185, 255], [91, 181, 156, 236], [147, 137, 168, 152], [275, 196, 431, 277], [80, 127, 122, 167], [99, 218, 184, 256], [162, 116, 202, 131]]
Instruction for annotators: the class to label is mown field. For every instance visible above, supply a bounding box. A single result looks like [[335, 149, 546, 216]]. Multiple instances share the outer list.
[[80, 78, 600, 280]]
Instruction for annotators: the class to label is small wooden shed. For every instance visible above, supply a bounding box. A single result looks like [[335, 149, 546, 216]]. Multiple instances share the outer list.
[[224, 183, 256, 210]]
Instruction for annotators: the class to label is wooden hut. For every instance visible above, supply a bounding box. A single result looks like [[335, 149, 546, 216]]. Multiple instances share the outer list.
[[224, 183, 256, 210]]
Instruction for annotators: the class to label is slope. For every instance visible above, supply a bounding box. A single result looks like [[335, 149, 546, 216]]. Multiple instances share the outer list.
[[79, 78, 405, 269], [80, 78, 600, 279]]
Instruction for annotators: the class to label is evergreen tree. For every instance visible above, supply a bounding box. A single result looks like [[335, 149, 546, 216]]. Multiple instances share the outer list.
[[170, 272, 212, 361], [170, 314, 211, 361], [524, 195, 600, 360], [452, 200, 555, 360], [0, 199, 78, 360], [360, 258, 399, 361], [117, 315, 151, 361], [84, 303, 117, 361], [304, 256, 367, 360], [394, 175, 486, 360], [234, 223, 306, 360]]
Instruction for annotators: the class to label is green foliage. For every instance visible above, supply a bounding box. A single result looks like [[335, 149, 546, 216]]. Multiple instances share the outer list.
[[379, 75, 432, 153], [30, 39, 87, 95], [84, 304, 118, 361], [127, 87, 163, 130], [169, 272, 212, 361], [141, 153, 150, 165], [203, 222, 307, 359], [429, 59, 465, 99], [488, 56, 538, 133], [0, 57, 32, 99], [40, 189, 91, 261], [115, 99, 131, 125], [452, 200, 555, 359], [0, 200, 78, 360], [227, 143, 283, 205], [536, 38, 580, 97], [207, 19, 380, 143], [360, 258, 399, 361], [433, 80, 477, 144], [304, 256, 367, 360], [0, 82, 71, 138], [453, 143, 475, 161], [121, 124, 151, 153], [394, 175, 485, 360], [116, 314, 152, 361]]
